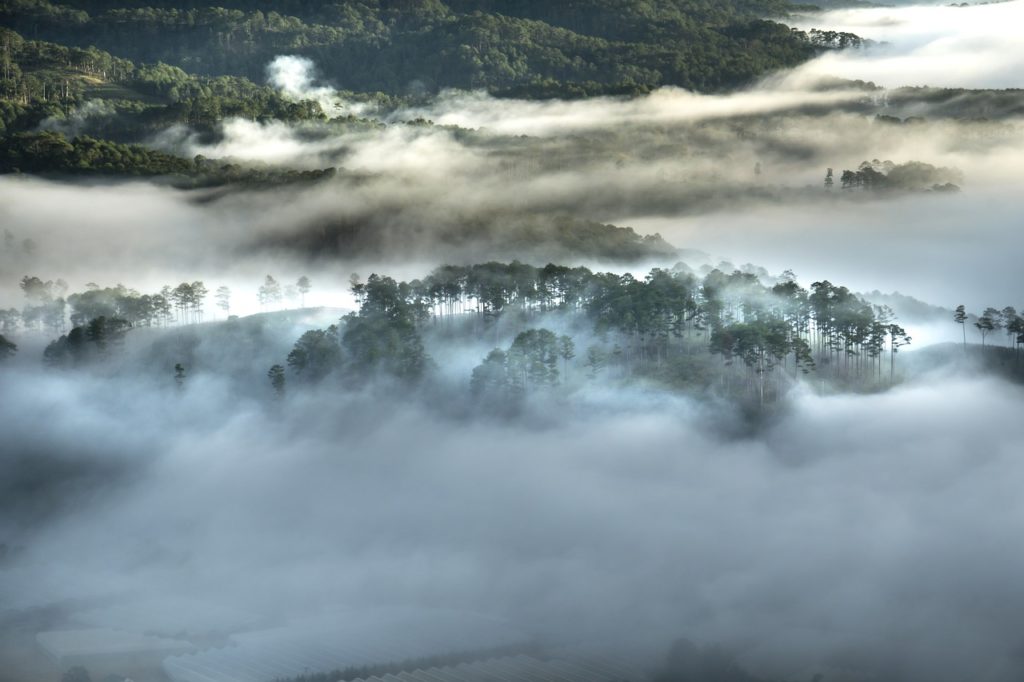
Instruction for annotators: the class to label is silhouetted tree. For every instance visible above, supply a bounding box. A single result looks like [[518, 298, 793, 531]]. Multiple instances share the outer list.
[[297, 276, 312, 307], [1000, 307, 1018, 348], [215, 285, 231, 317], [287, 326, 342, 381], [975, 309, 996, 347], [889, 323, 911, 382], [585, 345, 606, 378], [268, 364, 286, 397], [258, 275, 282, 310], [558, 334, 575, 378], [953, 304, 967, 351]]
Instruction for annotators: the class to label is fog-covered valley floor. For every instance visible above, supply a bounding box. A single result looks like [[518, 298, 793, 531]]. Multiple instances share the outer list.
[[2, 3, 1024, 682]]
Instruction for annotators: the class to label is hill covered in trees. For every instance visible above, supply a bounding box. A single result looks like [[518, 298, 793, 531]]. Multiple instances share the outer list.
[[0, 0, 858, 98], [8, 259, 1017, 421], [1, 261, 942, 415]]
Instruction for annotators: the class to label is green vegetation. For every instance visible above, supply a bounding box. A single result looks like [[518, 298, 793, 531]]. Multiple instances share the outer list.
[[1, 129, 193, 174], [0, 27, 324, 138], [5, 260, 921, 410], [43, 315, 130, 366], [277, 261, 913, 409], [955, 304, 1023, 355], [0, 130, 341, 185], [836, 159, 963, 193], [7, 262, 1024, 412], [269, 210, 679, 263], [0, 0, 854, 98]]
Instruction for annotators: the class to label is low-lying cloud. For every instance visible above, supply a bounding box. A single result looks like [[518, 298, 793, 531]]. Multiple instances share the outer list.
[[2, 363, 1024, 681], [2, 4, 1023, 681], [789, 1, 1024, 89]]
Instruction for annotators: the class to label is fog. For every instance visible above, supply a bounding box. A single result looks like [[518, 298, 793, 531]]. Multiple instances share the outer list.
[[3, 357, 1024, 681], [626, 189, 1024, 315], [3, 3, 1024, 682], [789, 1, 1024, 88], [5, 98, 1021, 312]]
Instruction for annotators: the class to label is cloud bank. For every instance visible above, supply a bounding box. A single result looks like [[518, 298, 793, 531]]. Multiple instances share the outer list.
[[789, 1, 1024, 88], [2, 364, 1024, 681]]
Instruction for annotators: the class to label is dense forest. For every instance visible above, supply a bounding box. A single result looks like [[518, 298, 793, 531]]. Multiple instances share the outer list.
[[0, 0, 860, 97], [5, 260, 1021, 415], [0, 262, 926, 411], [0, 26, 327, 138]]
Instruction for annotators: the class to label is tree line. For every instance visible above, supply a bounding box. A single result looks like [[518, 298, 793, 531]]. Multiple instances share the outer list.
[[0, 273, 314, 367], [954, 304, 1024, 360], [0, 130, 340, 185], [827, 159, 963, 193], [2, 262, 922, 408], [267, 262, 913, 408]]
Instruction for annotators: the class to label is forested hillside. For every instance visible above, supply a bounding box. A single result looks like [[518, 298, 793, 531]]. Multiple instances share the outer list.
[[1, 0, 854, 97], [1, 261, 940, 414], [0, 26, 326, 138]]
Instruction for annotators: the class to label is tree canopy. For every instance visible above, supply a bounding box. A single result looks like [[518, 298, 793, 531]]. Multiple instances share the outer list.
[[1, 0, 849, 98]]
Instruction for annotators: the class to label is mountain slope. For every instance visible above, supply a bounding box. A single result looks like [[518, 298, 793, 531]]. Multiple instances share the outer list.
[[1, 0, 842, 97]]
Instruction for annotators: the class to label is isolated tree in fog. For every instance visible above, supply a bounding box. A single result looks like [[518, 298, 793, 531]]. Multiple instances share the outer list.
[[268, 364, 286, 397], [0, 334, 16, 361], [349, 273, 364, 305], [1006, 312, 1024, 363], [953, 305, 967, 351], [297, 276, 311, 307], [190, 280, 208, 322], [974, 309, 996, 347], [258, 275, 282, 310], [1000, 307, 1018, 348], [983, 307, 1003, 341], [585, 346, 607, 378], [889, 323, 911, 382], [215, 285, 231, 317], [559, 334, 576, 379]]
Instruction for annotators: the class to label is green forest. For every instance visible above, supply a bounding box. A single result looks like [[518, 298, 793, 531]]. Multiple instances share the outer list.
[[5, 261, 1021, 415], [1, 0, 856, 98]]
